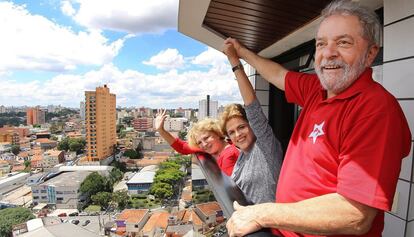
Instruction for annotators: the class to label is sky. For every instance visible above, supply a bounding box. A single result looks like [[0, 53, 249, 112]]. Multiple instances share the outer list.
[[0, 0, 242, 109]]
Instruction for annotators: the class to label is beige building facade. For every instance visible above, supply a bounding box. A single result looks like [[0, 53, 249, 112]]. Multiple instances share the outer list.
[[85, 85, 116, 162]]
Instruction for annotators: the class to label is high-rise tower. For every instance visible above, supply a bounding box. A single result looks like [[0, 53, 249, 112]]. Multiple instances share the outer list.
[[85, 85, 116, 162]]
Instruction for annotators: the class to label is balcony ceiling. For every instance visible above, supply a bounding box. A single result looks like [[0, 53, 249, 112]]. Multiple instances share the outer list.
[[178, 0, 382, 58], [203, 0, 331, 53]]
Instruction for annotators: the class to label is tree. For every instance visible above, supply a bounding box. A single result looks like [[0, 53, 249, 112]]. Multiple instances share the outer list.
[[122, 116, 134, 127], [154, 169, 185, 186], [150, 182, 173, 199], [112, 190, 129, 210], [111, 160, 127, 173], [11, 145, 20, 155], [108, 168, 123, 186], [91, 192, 112, 210], [0, 207, 35, 237], [178, 130, 187, 140], [135, 143, 143, 159], [124, 149, 138, 159], [69, 139, 84, 154], [58, 137, 86, 154], [116, 124, 125, 134], [57, 137, 70, 151], [24, 160, 31, 168], [80, 172, 112, 205]]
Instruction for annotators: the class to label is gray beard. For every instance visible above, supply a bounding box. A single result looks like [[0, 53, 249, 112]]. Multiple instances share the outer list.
[[315, 55, 367, 94]]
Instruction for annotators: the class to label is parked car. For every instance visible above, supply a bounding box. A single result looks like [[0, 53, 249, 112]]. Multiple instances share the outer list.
[[57, 213, 67, 217], [68, 212, 79, 216], [82, 220, 90, 226], [71, 219, 80, 225]]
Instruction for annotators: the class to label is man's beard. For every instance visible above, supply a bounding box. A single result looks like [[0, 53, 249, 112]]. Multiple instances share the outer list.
[[315, 53, 367, 94]]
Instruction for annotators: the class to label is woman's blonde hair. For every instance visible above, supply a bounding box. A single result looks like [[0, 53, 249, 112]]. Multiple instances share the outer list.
[[219, 104, 248, 136], [187, 118, 225, 148]]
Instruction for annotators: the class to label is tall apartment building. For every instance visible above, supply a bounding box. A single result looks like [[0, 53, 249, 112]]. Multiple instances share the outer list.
[[26, 107, 46, 125], [133, 117, 153, 131], [85, 85, 116, 162], [0, 105, 6, 113], [198, 95, 218, 120], [79, 101, 85, 121], [164, 117, 187, 131]]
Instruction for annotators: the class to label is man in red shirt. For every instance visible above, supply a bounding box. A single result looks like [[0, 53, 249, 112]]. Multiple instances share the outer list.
[[223, 0, 411, 236]]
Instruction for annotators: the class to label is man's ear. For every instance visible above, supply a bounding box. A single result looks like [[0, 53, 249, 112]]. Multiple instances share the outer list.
[[366, 44, 379, 67]]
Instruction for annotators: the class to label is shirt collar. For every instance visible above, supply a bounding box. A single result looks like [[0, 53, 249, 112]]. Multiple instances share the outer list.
[[319, 68, 374, 102]]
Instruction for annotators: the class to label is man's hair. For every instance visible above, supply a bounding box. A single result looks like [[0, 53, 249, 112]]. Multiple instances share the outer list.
[[219, 103, 248, 136], [187, 118, 224, 148], [320, 0, 381, 47]]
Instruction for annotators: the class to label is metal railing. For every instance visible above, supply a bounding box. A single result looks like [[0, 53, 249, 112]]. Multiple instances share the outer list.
[[195, 152, 275, 237]]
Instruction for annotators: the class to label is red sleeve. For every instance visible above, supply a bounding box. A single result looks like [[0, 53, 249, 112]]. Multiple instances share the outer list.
[[337, 105, 411, 211], [170, 138, 201, 154], [217, 144, 239, 176], [285, 71, 320, 107]]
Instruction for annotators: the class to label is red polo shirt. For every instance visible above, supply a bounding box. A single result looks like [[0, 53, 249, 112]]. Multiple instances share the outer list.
[[274, 68, 411, 237]]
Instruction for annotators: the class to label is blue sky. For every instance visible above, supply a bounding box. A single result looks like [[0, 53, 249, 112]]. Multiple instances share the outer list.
[[0, 0, 242, 108]]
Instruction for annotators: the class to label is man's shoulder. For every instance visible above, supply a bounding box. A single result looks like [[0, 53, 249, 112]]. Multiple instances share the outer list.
[[358, 82, 401, 112]]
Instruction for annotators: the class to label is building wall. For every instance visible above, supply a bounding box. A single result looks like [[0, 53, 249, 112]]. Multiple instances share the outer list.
[[32, 183, 80, 209], [126, 213, 150, 234], [85, 85, 116, 162], [26, 108, 46, 125], [198, 98, 218, 120], [163, 118, 186, 132], [133, 117, 153, 131], [381, 1, 414, 236]]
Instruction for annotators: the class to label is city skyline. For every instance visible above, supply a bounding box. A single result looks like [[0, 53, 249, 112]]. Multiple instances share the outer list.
[[0, 0, 243, 109]]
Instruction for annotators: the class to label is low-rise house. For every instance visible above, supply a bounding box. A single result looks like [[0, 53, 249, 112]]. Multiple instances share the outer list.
[[0, 142, 12, 153], [30, 155, 43, 169], [194, 202, 224, 227], [0, 160, 11, 176], [116, 209, 150, 236], [35, 138, 57, 150], [142, 211, 169, 237], [165, 224, 193, 237], [42, 150, 65, 168]]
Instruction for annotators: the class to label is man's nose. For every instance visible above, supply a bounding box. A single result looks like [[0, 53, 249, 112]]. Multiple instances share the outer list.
[[322, 42, 338, 59]]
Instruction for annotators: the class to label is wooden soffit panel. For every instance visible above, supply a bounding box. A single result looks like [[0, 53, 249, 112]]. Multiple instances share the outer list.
[[202, 0, 332, 53]]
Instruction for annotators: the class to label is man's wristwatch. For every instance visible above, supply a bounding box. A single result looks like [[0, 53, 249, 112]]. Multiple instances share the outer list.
[[232, 63, 243, 72]]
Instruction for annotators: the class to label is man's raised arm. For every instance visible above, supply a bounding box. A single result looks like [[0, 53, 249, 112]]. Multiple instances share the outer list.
[[224, 38, 288, 91]]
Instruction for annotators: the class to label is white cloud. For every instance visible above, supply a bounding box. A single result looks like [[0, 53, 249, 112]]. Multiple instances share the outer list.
[[61, 0, 76, 16], [0, 63, 242, 108], [0, 2, 126, 74], [143, 48, 185, 70], [192, 47, 230, 74], [71, 0, 178, 34]]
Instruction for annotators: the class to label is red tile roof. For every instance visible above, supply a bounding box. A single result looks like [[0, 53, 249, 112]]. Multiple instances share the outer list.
[[117, 209, 149, 223], [195, 202, 222, 216], [142, 212, 169, 233]]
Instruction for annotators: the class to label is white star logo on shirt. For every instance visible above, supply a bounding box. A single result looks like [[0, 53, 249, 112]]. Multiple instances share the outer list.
[[309, 121, 325, 144]]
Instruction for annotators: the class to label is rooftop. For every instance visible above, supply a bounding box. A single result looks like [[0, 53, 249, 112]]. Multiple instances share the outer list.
[[142, 211, 169, 232], [127, 170, 156, 184], [117, 209, 149, 223], [195, 201, 222, 216], [191, 164, 205, 181], [165, 224, 193, 236], [42, 171, 91, 188]]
